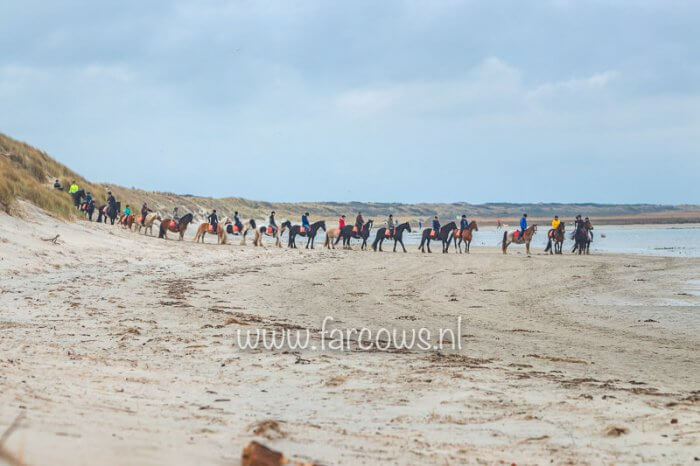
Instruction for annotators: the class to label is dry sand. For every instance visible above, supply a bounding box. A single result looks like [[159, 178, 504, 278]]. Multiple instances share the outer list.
[[1, 202, 698, 465]]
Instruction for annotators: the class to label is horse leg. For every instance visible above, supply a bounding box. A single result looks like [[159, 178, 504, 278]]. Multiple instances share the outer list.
[[427, 239, 432, 253]]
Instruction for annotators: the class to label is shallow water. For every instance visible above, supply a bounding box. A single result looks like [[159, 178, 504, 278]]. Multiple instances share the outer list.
[[317, 224, 700, 257]]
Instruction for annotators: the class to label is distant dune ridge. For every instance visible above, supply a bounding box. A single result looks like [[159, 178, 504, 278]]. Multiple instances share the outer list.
[[2, 132, 699, 224]]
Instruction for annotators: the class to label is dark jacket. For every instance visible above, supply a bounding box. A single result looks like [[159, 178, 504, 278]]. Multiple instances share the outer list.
[[208, 213, 218, 224], [432, 220, 440, 231], [460, 219, 468, 230]]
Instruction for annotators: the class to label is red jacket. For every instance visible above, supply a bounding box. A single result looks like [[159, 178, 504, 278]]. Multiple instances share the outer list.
[[339, 218, 346, 228]]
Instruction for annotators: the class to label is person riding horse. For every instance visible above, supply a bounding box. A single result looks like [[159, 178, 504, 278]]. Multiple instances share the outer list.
[[233, 211, 244, 232], [173, 207, 180, 223], [550, 215, 560, 238], [460, 215, 468, 233], [519, 213, 528, 239], [387, 214, 395, 237], [339, 214, 346, 229], [140, 203, 152, 225], [301, 212, 310, 233], [432, 216, 440, 237], [208, 210, 218, 232], [269, 211, 277, 234], [355, 212, 364, 233]]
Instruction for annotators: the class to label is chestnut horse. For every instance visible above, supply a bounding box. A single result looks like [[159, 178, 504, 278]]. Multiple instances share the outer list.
[[544, 222, 565, 255], [253, 220, 291, 247], [502, 224, 537, 255], [158, 213, 194, 240], [452, 221, 479, 253], [193, 217, 230, 244], [133, 212, 162, 236]]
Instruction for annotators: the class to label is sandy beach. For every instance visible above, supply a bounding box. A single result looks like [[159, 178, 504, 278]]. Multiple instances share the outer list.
[[1, 202, 698, 465]]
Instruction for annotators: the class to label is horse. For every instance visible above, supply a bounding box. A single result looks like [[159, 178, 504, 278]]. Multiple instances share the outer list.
[[371, 222, 412, 252], [133, 212, 162, 236], [324, 226, 342, 249], [572, 220, 592, 254], [80, 200, 96, 221], [158, 213, 194, 240], [193, 217, 230, 244], [419, 222, 457, 253], [288, 220, 326, 249], [226, 219, 256, 245], [97, 202, 121, 225], [544, 222, 565, 255], [334, 221, 373, 250], [253, 220, 290, 247], [502, 224, 537, 255], [72, 189, 85, 209], [120, 214, 135, 229], [453, 221, 479, 253]]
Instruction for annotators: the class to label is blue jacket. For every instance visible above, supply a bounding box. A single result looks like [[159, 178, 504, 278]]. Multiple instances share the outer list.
[[460, 219, 468, 230], [520, 217, 527, 230], [301, 215, 309, 227], [85, 195, 92, 204], [432, 220, 440, 230]]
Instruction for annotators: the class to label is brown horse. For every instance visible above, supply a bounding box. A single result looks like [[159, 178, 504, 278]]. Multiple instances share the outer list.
[[158, 213, 194, 240], [452, 221, 479, 253], [193, 218, 230, 244], [544, 222, 565, 255], [324, 227, 342, 249], [133, 213, 162, 236], [502, 225, 537, 255]]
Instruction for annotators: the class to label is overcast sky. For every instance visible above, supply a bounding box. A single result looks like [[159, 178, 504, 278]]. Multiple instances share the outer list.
[[1, 1, 699, 204]]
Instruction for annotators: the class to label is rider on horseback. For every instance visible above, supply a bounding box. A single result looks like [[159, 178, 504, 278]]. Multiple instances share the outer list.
[[123, 204, 132, 218], [68, 181, 79, 195], [269, 211, 277, 233], [432, 216, 440, 237], [208, 210, 218, 232], [173, 207, 180, 223], [141, 203, 151, 225], [355, 212, 364, 233], [519, 213, 528, 239], [85, 192, 93, 205], [460, 215, 468, 232], [387, 214, 395, 236], [551, 215, 560, 230], [107, 191, 116, 208], [338, 215, 346, 229], [301, 212, 310, 232], [234, 211, 243, 231]]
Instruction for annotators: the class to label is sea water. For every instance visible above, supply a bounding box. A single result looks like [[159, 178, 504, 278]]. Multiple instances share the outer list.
[[318, 224, 700, 257]]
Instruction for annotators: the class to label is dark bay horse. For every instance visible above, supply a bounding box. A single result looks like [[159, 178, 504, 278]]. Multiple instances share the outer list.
[[288, 220, 326, 249], [80, 199, 96, 221], [97, 202, 121, 225], [158, 213, 194, 240], [372, 222, 411, 252], [572, 220, 592, 254], [544, 222, 566, 255], [335, 220, 373, 250], [453, 221, 479, 253], [419, 222, 457, 253], [72, 189, 85, 209]]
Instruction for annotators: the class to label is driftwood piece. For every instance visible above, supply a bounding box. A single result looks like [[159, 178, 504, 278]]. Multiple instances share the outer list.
[[0, 413, 26, 466], [242, 441, 317, 466], [40, 234, 61, 244]]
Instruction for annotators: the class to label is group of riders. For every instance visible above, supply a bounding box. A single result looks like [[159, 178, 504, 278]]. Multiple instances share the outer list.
[[62, 179, 594, 250]]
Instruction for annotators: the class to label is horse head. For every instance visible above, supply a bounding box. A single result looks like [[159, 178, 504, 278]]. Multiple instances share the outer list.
[[281, 220, 292, 230], [179, 213, 193, 225], [317, 220, 326, 231], [470, 220, 479, 231], [402, 222, 411, 233]]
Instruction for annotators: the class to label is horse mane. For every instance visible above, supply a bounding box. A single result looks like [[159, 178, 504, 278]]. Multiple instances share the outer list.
[[179, 213, 193, 225], [249, 219, 257, 228]]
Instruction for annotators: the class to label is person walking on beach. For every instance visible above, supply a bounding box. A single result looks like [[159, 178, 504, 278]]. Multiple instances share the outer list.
[[519, 213, 528, 239]]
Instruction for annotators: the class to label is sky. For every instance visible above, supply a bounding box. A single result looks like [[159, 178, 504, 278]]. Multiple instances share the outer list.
[[1, 0, 699, 204]]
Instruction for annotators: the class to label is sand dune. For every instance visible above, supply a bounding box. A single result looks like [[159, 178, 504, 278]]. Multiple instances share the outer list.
[[1, 202, 698, 465]]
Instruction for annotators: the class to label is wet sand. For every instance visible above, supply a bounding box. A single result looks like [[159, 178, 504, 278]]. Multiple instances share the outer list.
[[1, 202, 698, 465]]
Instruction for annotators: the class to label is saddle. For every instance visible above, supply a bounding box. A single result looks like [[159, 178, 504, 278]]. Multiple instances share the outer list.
[[352, 226, 358, 234], [137, 215, 143, 224], [513, 230, 521, 239], [207, 224, 217, 234], [300, 226, 307, 234], [384, 229, 394, 239], [430, 229, 437, 238], [267, 226, 275, 235]]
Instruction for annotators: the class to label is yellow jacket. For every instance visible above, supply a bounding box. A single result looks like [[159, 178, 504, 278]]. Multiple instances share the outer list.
[[68, 184, 79, 194], [551, 219, 560, 229]]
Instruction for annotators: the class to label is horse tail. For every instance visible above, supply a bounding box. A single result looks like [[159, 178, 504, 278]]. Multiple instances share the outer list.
[[159, 223, 166, 238], [324, 234, 330, 248]]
